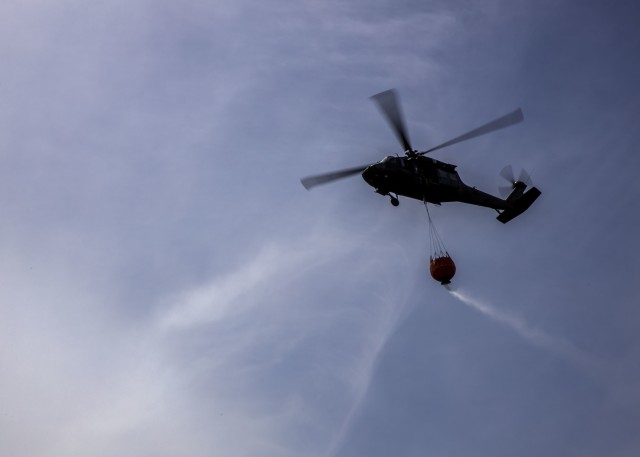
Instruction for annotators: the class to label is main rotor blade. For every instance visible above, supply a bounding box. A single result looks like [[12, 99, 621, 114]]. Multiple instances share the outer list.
[[419, 108, 524, 155], [300, 165, 369, 190], [370, 89, 412, 153]]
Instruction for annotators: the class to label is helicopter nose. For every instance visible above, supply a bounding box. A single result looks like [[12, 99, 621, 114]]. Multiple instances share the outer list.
[[363, 163, 389, 190], [361, 164, 378, 185]]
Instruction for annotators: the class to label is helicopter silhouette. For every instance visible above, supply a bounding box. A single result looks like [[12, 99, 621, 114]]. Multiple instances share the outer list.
[[301, 89, 541, 223]]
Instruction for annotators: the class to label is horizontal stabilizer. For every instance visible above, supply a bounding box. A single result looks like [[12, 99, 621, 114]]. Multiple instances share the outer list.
[[497, 187, 541, 224]]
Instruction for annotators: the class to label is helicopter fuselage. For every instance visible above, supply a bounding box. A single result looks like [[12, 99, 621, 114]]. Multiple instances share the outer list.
[[361, 155, 512, 211]]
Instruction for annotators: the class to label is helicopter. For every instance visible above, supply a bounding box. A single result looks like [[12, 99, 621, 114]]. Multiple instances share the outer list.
[[301, 89, 541, 224]]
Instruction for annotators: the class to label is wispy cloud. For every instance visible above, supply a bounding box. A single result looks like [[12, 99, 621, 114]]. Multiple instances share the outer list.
[[325, 272, 415, 457], [4, 0, 640, 455], [0, 229, 414, 457]]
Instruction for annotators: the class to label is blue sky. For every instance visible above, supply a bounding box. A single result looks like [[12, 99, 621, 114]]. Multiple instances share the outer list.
[[1, 0, 639, 456]]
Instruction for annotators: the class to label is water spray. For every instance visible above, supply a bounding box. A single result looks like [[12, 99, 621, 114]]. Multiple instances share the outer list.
[[447, 287, 596, 371]]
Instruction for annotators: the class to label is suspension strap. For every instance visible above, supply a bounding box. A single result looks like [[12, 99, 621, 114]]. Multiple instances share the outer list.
[[424, 201, 449, 260]]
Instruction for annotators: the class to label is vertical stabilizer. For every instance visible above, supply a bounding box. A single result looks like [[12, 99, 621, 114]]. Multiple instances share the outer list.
[[497, 187, 541, 223]]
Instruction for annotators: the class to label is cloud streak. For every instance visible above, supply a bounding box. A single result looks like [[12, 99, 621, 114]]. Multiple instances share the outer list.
[[150, 232, 416, 457], [325, 278, 415, 457]]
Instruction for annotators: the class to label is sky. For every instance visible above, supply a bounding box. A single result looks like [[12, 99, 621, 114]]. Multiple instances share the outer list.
[[0, 0, 639, 456]]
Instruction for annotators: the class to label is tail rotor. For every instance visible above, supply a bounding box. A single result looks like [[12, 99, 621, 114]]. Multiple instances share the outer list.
[[499, 165, 533, 198]]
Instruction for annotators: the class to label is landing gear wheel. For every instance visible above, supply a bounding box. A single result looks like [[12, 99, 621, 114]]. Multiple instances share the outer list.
[[390, 196, 399, 207]]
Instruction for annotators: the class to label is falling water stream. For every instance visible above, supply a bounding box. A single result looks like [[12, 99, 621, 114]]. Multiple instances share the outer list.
[[448, 287, 596, 370]]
